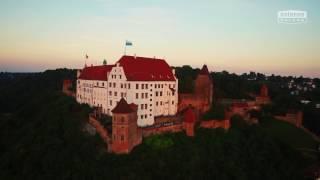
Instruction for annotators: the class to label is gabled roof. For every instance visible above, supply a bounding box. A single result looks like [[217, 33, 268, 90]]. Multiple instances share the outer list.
[[111, 98, 135, 114], [78, 65, 115, 81], [117, 55, 175, 81], [199, 65, 209, 75]]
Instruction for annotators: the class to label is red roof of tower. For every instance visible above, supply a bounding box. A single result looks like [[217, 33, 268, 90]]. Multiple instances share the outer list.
[[117, 55, 175, 81], [111, 98, 134, 113], [199, 65, 209, 75], [78, 65, 115, 81], [184, 107, 196, 123]]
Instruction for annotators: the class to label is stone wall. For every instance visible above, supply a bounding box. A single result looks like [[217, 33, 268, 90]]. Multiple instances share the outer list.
[[88, 115, 112, 152], [142, 123, 184, 137], [275, 111, 303, 128], [200, 119, 230, 130], [178, 94, 210, 114]]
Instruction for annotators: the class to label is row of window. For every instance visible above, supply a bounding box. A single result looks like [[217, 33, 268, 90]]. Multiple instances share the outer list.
[[111, 74, 122, 79], [79, 80, 176, 89], [136, 93, 149, 99], [109, 91, 127, 98], [140, 114, 151, 119]]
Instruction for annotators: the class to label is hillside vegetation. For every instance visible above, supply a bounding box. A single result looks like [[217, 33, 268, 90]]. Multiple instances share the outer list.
[[0, 69, 318, 179]]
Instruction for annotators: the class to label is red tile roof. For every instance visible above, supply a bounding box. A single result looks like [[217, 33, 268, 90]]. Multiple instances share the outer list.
[[111, 98, 135, 114], [184, 107, 196, 123], [199, 65, 209, 75], [78, 65, 115, 81], [117, 55, 176, 81]]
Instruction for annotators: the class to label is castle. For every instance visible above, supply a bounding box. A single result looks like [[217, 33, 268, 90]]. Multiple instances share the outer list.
[[76, 55, 178, 127], [72, 55, 221, 154], [67, 55, 278, 154]]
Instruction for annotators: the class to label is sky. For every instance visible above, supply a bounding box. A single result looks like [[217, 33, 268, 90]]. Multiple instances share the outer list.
[[0, 0, 320, 77]]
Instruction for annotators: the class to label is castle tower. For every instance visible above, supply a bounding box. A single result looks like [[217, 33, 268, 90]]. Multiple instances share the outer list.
[[62, 79, 74, 97], [194, 65, 213, 111], [111, 98, 142, 154], [260, 84, 268, 97], [184, 107, 196, 137]]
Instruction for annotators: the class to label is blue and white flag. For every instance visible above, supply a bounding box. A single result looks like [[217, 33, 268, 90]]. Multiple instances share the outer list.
[[125, 40, 133, 46]]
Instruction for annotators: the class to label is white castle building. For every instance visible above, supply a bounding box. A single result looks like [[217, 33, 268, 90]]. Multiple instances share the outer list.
[[76, 55, 178, 127]]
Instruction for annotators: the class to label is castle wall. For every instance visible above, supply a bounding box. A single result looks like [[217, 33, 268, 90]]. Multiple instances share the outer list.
[[142, 123, 184, 137], [200, 119, 230, 130], [275, 111, 303, 128], [88, 115, 111, 152]]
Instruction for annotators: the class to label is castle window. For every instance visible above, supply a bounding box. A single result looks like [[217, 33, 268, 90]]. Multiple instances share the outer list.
[[161, 84, 163, 88], [146, 84, 148, 89], [141, 104, 144, 110], [97, 82, 99, 86], [141, 115, 143, 119], [160, 92, 163, 96], [121, 84, 123, 88], [156, 102, 158, 106], [109, 91, 112, 96], [145, 114, 147, 118], [156, 92, 158, 96], [110, 100, 112, 105], [145, 104, 147, 109], [172, 92, 175, 96], [145, 93, 148, 98], [102, 82, 104, 86], [136, 93, 139, 99], [121, 135, 124, 141], [114, 92, 117, 96], [142, 84, 144, 89], [113, 83, 116, 88], [119, 75, 122, 79], [124, 84, 126, 88], [160, 101, 162, 105], [150, 114, 152, 116], [172, 101, 174, 105], [109, 83, 111, 87], [141, 93, 144, 99], [128, 83, 131, 89], [136, 84, 139, 89]]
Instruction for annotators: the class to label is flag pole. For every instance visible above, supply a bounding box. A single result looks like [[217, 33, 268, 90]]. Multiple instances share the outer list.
[[124, 40, 127, 55]]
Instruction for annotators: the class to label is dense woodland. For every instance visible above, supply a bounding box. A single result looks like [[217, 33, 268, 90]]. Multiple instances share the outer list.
[[0, 68, 319, 179]]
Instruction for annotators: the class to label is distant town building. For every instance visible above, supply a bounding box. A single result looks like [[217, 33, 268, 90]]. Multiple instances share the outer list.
[[76, 55, 178, 127]]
